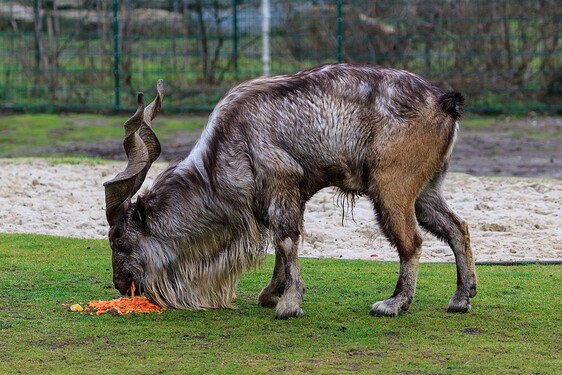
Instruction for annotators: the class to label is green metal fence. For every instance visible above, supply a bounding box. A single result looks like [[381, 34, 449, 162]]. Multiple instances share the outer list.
[[1, 0, 561, 113]]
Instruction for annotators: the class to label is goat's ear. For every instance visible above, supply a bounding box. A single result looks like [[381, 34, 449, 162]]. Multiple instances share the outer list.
[[133, 197, 147, 227]]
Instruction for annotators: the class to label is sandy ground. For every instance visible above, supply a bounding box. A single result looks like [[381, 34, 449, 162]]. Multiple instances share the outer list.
[[1, 158, 560, 263]]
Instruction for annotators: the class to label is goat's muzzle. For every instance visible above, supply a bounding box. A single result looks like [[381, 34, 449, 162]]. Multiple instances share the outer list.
[[113, 274, 142, 296]]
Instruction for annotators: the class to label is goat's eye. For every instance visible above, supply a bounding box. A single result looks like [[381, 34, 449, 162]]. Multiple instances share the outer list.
[[115, 239, 125, 248]]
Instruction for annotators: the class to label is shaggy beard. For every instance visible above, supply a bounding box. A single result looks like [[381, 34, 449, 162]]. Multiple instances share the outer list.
[[139, 225, 269, 310]]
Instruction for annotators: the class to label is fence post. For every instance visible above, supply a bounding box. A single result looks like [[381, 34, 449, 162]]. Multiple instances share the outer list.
[[262, 0, 271, 76], [233, 0, 239, 76], [337, 0, 342, 63], [33, 0, 40, 67], [113, 0, 120, 111]]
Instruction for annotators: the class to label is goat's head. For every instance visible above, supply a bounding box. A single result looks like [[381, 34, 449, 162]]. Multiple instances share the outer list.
[[104, 80, 164, 296]]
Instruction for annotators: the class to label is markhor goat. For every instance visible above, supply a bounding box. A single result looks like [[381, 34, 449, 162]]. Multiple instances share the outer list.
[[104, 64, 476, 319]]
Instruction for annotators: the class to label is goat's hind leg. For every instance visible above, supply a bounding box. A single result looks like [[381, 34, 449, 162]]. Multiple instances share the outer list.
[[370, 197, 423, 317], [415, 172, 477, 313]]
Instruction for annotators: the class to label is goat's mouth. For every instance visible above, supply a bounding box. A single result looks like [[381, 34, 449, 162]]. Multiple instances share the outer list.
[[113, 276, 143, 296]]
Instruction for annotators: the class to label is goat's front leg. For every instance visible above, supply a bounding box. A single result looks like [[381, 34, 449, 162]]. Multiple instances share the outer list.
[[258, 191, 305, 319], [257, 251, 286, 308], [273, 236, 305, 319]]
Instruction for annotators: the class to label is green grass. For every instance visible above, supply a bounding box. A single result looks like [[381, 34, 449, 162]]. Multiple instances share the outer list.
[[461, 115, 497, 130], [45, 156, 109, 165], [0, 113, 507, 159], [0, 113, 207, 156], [477, 117, 562, 140], [0, 234, 560, 374], [461, 114, 562, 140], [512, 128, 562, 141]]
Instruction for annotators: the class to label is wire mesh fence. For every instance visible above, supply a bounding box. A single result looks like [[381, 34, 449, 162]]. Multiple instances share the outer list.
[[1, 0, 561, 113]]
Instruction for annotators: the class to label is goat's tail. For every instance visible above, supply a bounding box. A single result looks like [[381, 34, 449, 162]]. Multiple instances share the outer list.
[[439, 91, 465, 120]]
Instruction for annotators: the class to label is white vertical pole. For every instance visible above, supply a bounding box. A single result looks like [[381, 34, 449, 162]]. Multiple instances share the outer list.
[[262, 0, 271, 76]]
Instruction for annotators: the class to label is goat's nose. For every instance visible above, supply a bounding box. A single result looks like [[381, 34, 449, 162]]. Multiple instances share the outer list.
[[113, 278, 128, 295]]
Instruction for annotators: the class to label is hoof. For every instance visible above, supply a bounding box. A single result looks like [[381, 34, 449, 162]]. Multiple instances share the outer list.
[[369, 298, 407, 317], [468, 285, 477, 298], [275, 307, 304, 320], [257, 292, 279, 308], [275, 297, 304, 319], [448, 292, 472, 313], [447, 300, 472, 313]]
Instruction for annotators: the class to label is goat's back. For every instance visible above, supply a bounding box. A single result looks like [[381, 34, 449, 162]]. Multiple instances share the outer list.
[[200, 64, 459, 195]]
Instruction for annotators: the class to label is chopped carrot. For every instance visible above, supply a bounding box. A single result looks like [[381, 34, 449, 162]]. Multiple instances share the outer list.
[[88, 282, 163, 316]]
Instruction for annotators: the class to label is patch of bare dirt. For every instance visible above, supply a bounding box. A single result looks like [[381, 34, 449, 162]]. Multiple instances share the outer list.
[[450, 116, 562, 179]]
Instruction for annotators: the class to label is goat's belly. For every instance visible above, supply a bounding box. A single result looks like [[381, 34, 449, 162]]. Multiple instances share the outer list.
[[305, 162, 368, 195], [331, 168, 367, 192], [340, 176, 367, 192]]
